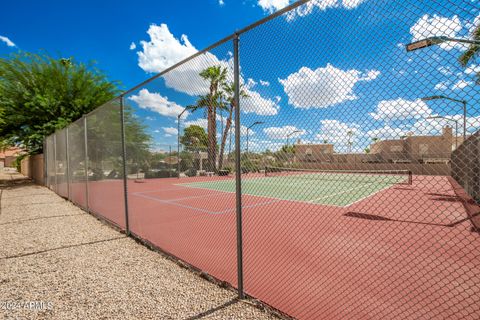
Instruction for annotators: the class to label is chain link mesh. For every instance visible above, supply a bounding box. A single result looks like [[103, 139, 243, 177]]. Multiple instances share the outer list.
[[67, 117, 87, 209], [85, 98, 126, 227], [43, 0, 480, 318], [45, 134, 56, 191], [54, 129, 68, 198], [238, 0, 480, 318], [123, 39, 239, 287]]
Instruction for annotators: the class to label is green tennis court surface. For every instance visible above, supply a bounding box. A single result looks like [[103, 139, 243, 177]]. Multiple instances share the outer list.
[[178, 171, 410, 207]]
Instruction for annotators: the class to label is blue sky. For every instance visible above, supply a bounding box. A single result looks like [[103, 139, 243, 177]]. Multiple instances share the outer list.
[[1, 0, 480, 153]]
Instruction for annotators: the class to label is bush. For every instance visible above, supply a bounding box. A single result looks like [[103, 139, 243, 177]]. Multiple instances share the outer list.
[[145, 170, 177, 179], [218, 169, 229, 176], [13, 153, 28, 172], [185, 168, 197, 177], [91, 167, 104, 181]]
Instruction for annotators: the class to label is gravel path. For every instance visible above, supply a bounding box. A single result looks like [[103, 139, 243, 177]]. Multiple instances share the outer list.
[[0, 169, 277, 320]]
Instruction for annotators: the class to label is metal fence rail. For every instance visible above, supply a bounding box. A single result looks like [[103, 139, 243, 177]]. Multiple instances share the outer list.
[[44, 0, 480, 318]]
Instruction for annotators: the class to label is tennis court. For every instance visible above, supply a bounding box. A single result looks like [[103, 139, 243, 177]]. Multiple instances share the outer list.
[[177, 168, 412, 207]]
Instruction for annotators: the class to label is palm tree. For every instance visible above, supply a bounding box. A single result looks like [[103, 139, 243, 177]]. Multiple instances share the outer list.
[[197, 66, 227, 171], [218, 82, 248, 170], [459, 22, 480, 83], [347, 130, 354, 153]]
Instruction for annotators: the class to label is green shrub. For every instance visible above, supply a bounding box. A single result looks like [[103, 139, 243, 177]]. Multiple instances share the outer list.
[[13, 153, 28, 172], [185, 168, 197, 177], [145, 170, 177, 179]]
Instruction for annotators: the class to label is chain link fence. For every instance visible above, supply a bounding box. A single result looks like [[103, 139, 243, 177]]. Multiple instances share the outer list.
[[44, 0, 480, 318]]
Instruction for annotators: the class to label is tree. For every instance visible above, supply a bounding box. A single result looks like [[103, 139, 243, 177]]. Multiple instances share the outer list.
[[280, 145, 295, 154], [196, 66, 227, 171], [459, 21, 480, 83], [218, 82, 248, 170], [180, 125, 208, 150], [85, 102, 152, 177], [0, 52, 119, 154]]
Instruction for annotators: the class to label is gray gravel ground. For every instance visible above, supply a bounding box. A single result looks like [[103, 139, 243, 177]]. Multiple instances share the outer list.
[[0, 169, 277, 320]]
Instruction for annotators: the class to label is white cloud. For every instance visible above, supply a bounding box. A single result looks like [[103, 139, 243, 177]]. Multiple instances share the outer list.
[[367, 126, 407, 140], [129, 42, 136, 50], [342, 0, 366, 9], [260, 80, 270, 86], [162, 127, 178, 136], [411, 116, 456, 136], [233, 125, 254, 136], [245, 78, 257, 89], [136, 23, 279, 115], [451, 79, 473, 90], [285, 0, 366, 21], [257, 0, 290, 13], [219, 0, 225, 6], [241, 91, 280, 115], [128, 89, 187, 118], [279, 64, 379, 109], [360, 70, 381, 81], [0, 35, 15, 47], [438, 66, 453, 76], [466, 13, 480, 35], [465, 64, 480, 75], [184, 118, 208, 129], [315, 120, 361, 152], [138, 24, 197, 73], [137, 24, 217, 96], [434, 81, 449, 90], [370, 98, 432, 121], [263, 125, 305, 139], [409, 14, 463, 50], [183, 118, 250, 137], [145, 116, 156, 121]]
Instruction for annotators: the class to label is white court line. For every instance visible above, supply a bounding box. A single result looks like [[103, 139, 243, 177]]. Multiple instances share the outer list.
[[133, 192, 220, 214], [133, 190, 282, 215], [177, 181, 398, 208], [177, 183, 347, 208]]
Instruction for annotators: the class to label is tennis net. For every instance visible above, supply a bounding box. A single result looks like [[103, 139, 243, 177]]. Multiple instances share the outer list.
[[264, 166, 413, 185]]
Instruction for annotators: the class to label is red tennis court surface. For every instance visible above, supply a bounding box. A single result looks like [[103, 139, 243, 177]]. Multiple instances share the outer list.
[[77, 175, 479, 319]]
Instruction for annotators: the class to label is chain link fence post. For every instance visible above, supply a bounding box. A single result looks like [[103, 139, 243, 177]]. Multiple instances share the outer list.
[[53, 133, 57, 193], [83, 116, 90, 213], [65, 127, 71, 200], [120, 95, 130, 236], [43, 138, 47, 187], [234, 32, 244, 299]]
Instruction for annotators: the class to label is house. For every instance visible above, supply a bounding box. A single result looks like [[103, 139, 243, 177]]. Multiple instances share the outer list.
[[370, 127, 455, 163], [294, 143, 334, 163], [0, 147, 24, 168]]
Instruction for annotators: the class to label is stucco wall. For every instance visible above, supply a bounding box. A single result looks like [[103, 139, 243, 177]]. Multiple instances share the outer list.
[[20, 154, 44, 185]]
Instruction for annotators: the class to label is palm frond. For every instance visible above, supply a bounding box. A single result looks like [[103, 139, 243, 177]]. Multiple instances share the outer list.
[[459, 24, 480, 67]]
